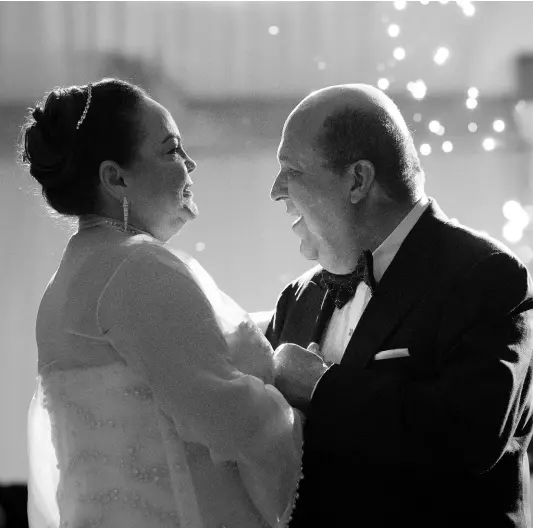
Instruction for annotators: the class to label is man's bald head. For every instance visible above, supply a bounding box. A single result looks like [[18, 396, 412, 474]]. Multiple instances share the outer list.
[[284, 84, 424, 203]]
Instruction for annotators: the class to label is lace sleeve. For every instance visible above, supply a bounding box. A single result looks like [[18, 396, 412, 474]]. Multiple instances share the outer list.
[[96, 245, 303, 527]]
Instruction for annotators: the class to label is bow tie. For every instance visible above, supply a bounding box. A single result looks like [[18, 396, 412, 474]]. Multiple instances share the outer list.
[[320, 250, 377, 309]]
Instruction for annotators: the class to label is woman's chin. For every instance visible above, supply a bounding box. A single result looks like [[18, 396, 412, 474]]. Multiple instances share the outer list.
[[182, 199, 199, 219]]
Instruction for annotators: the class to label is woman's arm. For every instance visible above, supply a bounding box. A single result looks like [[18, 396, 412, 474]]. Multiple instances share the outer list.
[[249, 310, 275, 334], [96, 246, 302, 527]]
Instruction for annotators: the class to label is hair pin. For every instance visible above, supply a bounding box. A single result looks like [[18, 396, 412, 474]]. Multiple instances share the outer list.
[[76, 83, 92, 130]]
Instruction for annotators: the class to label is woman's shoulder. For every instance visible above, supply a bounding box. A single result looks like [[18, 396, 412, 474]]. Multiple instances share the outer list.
[[105, 238, 200, 295]]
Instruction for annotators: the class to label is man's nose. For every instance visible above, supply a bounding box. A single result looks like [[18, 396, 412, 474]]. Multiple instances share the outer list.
[[270, 172, 286, 202]]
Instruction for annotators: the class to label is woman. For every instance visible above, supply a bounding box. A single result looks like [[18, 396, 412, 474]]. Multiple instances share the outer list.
[[21, 78, 302, 528]]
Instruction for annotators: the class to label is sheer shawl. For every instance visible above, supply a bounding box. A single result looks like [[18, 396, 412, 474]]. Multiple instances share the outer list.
[[28, 243, 302, 528]]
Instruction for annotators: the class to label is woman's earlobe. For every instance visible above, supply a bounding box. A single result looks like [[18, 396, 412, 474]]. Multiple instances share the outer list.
[[99, 160, 126, 200]]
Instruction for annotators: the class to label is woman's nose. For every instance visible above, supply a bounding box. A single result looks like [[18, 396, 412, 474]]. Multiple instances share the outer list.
[[186, 157, 197, 173]]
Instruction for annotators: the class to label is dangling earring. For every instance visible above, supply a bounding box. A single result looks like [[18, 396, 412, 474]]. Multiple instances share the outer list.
[[123, 197, 129, 230]]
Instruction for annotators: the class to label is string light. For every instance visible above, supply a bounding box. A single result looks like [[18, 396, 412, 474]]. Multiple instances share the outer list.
[[268, 26, 279, 36], [387, 24, 400, 37], [393, 0, 407, 10], [503, 223, 523, 243], [420, 144, 432, 156], [468, 87, 479, 98], [433, 47, 450, 65], [493, 119, 505, 132], [466, 98, 478, 109], [407, 80, 427, 100], [377, 78, 390, 90], [428, 120, 446, 136], [442, 141, 453, 153], [462, 3, 475, 17], [468, 122, 478, 132], [503, 200, 528, 222], [482, 137, 496, 151], [429, 120, 441, 133], [502, 201, 530, 244], [393, 47, 406, 60]]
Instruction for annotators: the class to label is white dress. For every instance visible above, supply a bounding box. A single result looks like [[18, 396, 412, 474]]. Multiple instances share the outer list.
[[27, 225, 302, 528]]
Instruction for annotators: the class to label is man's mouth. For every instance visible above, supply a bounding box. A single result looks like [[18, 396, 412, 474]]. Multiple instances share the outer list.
[[182, 184, 193, 198]]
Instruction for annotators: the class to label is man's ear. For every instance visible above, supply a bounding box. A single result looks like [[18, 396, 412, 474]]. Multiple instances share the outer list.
[[347, 160, 375, 204], [99, 160, 127, 201]]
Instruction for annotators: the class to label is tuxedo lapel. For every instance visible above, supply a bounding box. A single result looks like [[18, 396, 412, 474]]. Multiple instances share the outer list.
[[341, 199, 448, 369]]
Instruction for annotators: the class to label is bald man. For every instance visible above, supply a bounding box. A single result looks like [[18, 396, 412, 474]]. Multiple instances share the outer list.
[[266, 84, 533, 528]]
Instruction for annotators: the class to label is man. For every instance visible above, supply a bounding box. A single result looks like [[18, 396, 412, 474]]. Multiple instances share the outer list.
[[267, 84, 533, 527]]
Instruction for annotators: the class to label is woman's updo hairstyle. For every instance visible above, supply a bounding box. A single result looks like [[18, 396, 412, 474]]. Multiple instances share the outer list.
[[19, 78, 148, 216]]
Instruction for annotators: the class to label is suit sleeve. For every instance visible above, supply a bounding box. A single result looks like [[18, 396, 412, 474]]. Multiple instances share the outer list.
[[308, 252, 533, 474], [96, 246, 302, 527], [266, 282, 295, 349]]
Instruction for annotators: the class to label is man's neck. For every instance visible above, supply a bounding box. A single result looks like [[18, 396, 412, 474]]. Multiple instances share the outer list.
[[321, 200, 418, 274]]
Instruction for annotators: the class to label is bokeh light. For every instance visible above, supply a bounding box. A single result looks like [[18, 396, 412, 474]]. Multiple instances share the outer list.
[[503, 200, 528, 223], [468, 87, 479, 98], [393, 47, 406, 60], [393, 0, 407, 10], [502, 199, 530, 245], [407, 79, 427, 100], [377, 78, 390, 90], [482, 137, 496, 151], [420, 143, 432, 156], [493, 119, 505, 132], [413, 113, 423, 123], [433, 47, 450, 65], [268, 25, 279, 36], [442, 141, 453, 153], [462, 3, 476, 16], [429, 120, 441, 133], [468, 122, 478, 132], [387, 24, 400, 38], [317, 61, 327, 70], [503, 223, 523, 243], [466, 97, 478, 109], [195, 242, 206, 252]]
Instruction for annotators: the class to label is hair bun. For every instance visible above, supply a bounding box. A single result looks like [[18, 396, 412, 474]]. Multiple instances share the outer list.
[[31, 106, 45, 123]]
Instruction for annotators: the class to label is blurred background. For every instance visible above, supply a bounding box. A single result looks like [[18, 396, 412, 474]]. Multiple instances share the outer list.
[[1, 0, 533, 525]]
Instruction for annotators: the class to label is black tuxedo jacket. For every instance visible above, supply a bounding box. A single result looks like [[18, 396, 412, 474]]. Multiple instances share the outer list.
[[266, 200, 533, 528]]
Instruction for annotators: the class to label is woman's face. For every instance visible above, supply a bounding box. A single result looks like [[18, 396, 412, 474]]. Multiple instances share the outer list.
[[125, 97, 197, 241]]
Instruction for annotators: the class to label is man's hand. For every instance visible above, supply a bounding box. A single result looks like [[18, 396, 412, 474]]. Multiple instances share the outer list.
[[273, 342, 329, 411]]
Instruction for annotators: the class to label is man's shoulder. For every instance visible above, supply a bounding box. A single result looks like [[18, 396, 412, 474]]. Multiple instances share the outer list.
[[438, 219, 522, 266], [284, 265, 324, 297]]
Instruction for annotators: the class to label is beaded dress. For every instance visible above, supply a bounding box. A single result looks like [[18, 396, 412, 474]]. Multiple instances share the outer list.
[[27, 219, 302, 528]]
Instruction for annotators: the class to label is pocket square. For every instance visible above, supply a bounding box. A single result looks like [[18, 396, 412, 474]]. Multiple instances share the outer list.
[[374, 348, 410, 360]]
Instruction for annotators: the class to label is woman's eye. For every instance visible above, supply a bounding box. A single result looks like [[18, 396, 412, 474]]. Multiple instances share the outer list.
[[169, 146, 184, 156]]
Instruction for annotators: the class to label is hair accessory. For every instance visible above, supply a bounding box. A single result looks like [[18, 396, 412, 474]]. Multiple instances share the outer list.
[[76, 83, 92, 130], [123, 197, 129, 230]]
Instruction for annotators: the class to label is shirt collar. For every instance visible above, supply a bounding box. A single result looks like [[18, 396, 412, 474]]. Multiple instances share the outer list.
[[372, 195, 430, 283]]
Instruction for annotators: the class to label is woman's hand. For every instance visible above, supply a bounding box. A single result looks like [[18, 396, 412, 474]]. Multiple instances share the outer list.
[[225, 319, 275, 384]]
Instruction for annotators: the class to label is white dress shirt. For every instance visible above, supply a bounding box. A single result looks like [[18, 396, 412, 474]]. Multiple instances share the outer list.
[[320, 195, 430, 366]]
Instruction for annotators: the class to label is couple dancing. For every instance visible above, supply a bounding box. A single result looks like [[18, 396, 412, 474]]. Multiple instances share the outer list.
[[22, 78, 533, 528]]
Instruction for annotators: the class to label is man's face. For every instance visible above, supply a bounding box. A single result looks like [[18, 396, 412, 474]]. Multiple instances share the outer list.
[[271, 113, 351, 267]]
